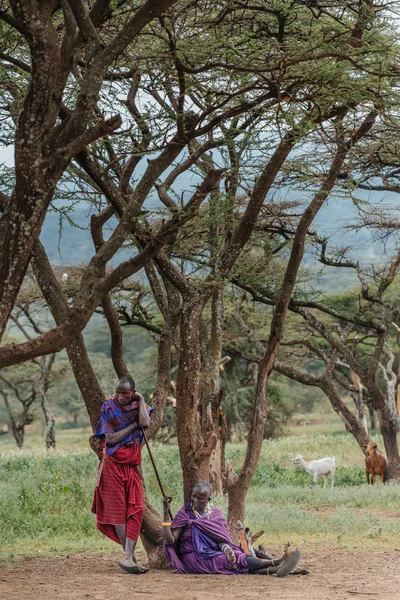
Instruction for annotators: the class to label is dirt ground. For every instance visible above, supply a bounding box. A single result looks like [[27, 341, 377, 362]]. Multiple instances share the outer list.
[[1, 549, 399, 600]]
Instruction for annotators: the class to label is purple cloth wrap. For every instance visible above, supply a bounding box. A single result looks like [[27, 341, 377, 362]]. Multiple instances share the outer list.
[[164, 504, 249, 575], [95, 397, 154, 456]]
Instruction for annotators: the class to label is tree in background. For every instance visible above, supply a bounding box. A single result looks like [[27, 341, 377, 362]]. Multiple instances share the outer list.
[[0, 274, 67, 448], [134, 1, 398, 528], [0, 0, 180, 342], [1, 0, 400, 542], [0, 351, 57, 450], [231, 188, 400, 478], [0, 368, 36, 449]]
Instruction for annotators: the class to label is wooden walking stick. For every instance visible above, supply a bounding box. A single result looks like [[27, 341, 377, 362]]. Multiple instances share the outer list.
[[142, 429, 173, 521]]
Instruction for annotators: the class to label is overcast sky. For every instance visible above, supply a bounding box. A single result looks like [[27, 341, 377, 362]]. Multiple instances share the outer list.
[[0, 146, 13, 167]]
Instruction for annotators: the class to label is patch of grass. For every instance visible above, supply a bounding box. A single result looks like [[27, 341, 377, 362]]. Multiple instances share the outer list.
[[0, 450, 98, 560], [216, 483, 400, 551], [1, 433, 400, 561], [0, 425, 94, 452]]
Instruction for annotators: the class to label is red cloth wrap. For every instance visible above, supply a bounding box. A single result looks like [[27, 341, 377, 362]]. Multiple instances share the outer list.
[[91, 443, 144, 543]]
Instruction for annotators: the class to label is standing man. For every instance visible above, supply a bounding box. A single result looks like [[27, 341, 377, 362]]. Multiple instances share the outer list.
[[91, 376, 153, 574]]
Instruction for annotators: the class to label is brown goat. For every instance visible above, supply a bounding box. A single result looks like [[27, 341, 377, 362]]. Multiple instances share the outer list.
[[364, 441, 387, 484]]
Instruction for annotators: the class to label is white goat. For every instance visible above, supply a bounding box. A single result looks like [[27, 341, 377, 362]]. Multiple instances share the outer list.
[[291, 455, 336, 488]]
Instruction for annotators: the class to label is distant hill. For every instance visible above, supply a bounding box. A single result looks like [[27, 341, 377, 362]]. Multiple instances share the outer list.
[[40, 190, 397, 292]]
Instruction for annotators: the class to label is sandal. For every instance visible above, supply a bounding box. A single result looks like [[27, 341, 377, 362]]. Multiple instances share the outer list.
[[276, 549, 301, 577], [119, 561, 149, 575], [289, 568, 309, 576]]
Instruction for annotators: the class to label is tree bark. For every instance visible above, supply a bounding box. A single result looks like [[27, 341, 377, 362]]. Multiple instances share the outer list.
[[321, 378, 371, 450], [1, 392, 26, 449], [140, 495, 170, 569], [147, 278, 181, 439], [199, 286, 226, 494], [367, 378, 400, 480], [176, 292, 217, 501], [40, 392, 56, 450], [39, 356, 56, 450]]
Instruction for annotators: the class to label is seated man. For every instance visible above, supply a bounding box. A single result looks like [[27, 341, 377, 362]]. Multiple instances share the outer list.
[[162, 481, 301, 576]]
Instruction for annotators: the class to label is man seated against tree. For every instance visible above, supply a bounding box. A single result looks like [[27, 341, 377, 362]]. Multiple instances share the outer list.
[[162, 481, 302, 577], [91, 376, 153, 574]]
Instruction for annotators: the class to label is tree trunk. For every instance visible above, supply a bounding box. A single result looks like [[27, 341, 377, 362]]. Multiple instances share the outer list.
[[0, 0, 60, 342], [176, 292, 216, 501], [222, 366, 243, 442], [10, 416, 26, 450], [1, 393, 25, 449], [200, 287, 226, 494], [41, 393, 56, 450], [207, 389, 227, 495], [147, 278, 181, 439], [140, 495, 170, 569], [226, 361, 269, 533], [321, 378, 371, 450], [66, 337, 106, 429], [12, 426, 24, 450], [226, 484, 247, 540], [37, 356, 56, 449], [351, 371, 368, 434], [365, 377, 400, 480], [397, 363, 400, 417], [368, 404, 377, 430], [102, 294, 130, 378], [0, 186, 55, 341], [377, 409, 400, 480]]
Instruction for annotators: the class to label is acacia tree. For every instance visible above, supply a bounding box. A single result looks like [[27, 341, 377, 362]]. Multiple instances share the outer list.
[[1, 0, 400, 538], [230, 178, 400, 478], [97, 0, 399, 529], [0, 0, 318, 561], [235, 249, 400, 474], [0, 0, 261, 419], [0, 0, 305, 370], [0, 0, 181, 342], [112, 100, 382, 527], [0, 352, 57, 449]]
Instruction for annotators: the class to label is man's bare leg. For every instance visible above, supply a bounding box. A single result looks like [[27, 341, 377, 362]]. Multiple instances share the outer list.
[[246, 555, 284, 572], [247, 549, 302, 576], [251, 551, 301, 576], [119, 537, 148, 575], [115, 524, 126, 551], [119, 538, 136, 567]]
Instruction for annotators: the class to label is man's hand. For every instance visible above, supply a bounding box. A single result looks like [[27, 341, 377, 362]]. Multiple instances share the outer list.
[[163, 495, 173, 508], [105, 421, 137, 446], [221, 544, 237, 569], [136, 391, 151, 428], [162, 495, 173, 525]]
